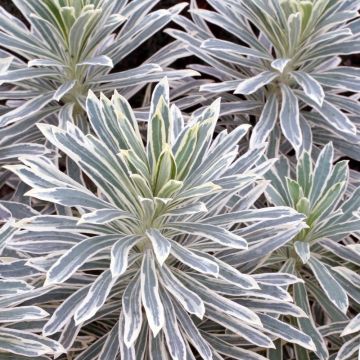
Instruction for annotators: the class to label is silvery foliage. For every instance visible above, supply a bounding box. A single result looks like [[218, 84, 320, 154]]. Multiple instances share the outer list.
[[0, 58, 51, 196], [258, 143, 360, 360], [0, 0, 197, 195], [0, 0, 196, 127], [0, 1, 359, 360], [169, 0, 360, 159], [0, 79, 315, 359], [0, 300, 63, 358]]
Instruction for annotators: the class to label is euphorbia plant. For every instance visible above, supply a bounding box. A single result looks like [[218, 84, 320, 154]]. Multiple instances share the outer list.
[[0, 0, 196, 199], [1, 79, 312, 359], [0, 0, 195, 127], [260, 143, 360, 359], [169, 0, 360, 158]]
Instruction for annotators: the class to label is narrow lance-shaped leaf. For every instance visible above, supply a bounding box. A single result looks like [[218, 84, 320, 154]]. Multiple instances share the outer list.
[[166, 222, 247, 249], [0, 143, 48, 161], [110, 235, 141, 277], [0, 329, 63, 357], [238, 299, 306, 318], [141, 251, 165, 336], [122, 274, 143, 347], [293, 281, 329, 360], [296, 91, 357, 137], [0, 222, 18, 255], [147, 95, 168, 170], [53, 80, 76, 102], [234, 71, 278, 95], [173, 301, 212, 360], [0, 279, 33, 297], [74, 270, 116, 324], [205, 306, 274, 348], [45, 235, 119, 285], [291, 71, 325, 106], [258, 314, 316, 351], [335, 334, 360, 360], [153, 145, 177, 194], [25, 187, 113, 210], [119, 311, 135, 360], [146, 229, 171, 266], [163, 202, 207, 217], [341, 313, 360, 336], [98, 323, 120, 360], [225, 226, 305, 266], [249, 94, 278, 148], [319, 239, 360, 267], [77, 55, 114, 67], [201, 38, 272, 60], [160, 264, 205, 318], [0, 93, 56, 126], [200, 252, 259, 289], [253, 273, 304, 286], [169, 240, 219, 276], [308, 257, 348, 313], [280, 85, 302, 153], [308, 181, 346, 225], [161, 291, 187, 360], [182, 275, 262, 326], [78, 208, 135, 224], [308, 142, 334, 206], [43, 286, 89, 336], [294, 241, 311, 264], [0, 306, 49, 323]]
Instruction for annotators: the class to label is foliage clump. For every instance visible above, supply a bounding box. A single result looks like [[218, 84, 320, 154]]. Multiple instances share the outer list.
[[0, 0, 359, 359]]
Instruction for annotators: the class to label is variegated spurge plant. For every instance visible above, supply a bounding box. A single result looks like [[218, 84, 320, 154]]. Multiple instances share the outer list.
[[0, 79, 315, 359], [0, 0, 196, 198], [255, 143, 360, 360], [0, 56, 50, 196], [169, 0, 360, 158], [0, 0, 195, 128], [0, 1, 359, 359]]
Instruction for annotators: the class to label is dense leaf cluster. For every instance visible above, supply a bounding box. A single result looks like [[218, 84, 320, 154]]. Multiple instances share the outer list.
[[0, 1, 359, 359]]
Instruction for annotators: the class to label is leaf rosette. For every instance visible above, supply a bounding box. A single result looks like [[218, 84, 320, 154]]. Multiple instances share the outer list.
[[3, 79, 312, 359], [169, 0, 360, 158]]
